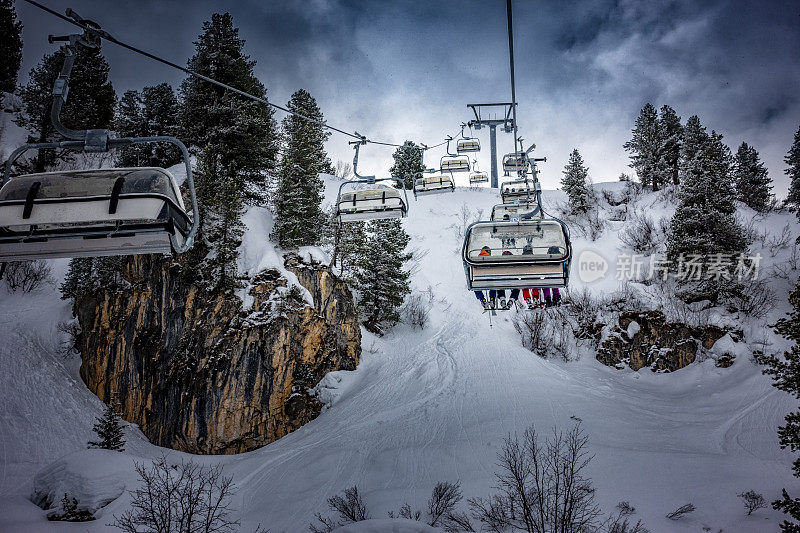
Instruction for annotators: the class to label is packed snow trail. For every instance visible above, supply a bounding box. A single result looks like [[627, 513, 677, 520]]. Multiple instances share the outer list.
[[0, 178, 797, 532]]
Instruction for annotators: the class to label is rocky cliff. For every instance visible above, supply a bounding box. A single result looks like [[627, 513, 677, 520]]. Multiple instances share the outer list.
[[74, 253, 360, 454], [596, 310, 727, 372]]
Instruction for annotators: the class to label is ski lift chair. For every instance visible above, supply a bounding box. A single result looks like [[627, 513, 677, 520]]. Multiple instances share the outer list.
[[469, 171, 489, 185], [501, 179, 540, 203], [456, 138, 480, 153], [502, 152, 528, 174], [0, 166, 195, 261], [440, 155, 470, 173], [0, 19, 199, 262], [490, 201, 539, 222], [462, 219, 572, 290], [336, 184, 408, 222], [413, 171, 454, 198], [335, 137, 409, 223]]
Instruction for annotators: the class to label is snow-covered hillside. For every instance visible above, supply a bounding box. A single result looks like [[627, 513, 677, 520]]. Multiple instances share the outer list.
[[1, 175, 798, 532]]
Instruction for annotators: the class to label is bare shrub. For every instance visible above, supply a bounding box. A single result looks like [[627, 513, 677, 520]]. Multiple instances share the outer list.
[[763, 223, 793, 257], [725, 279, 775, 318], [469, 423, 602, 532], [56, 320, 81, 357], [47, 493, 94, 522], [112, 456, 238, 533], [310, 486, 370, 532], [388, 481, 472, 531], [512, 308, 574, 361], [619, 211, 667, 255], [616, 501, 636, 516], [403, 293, 432, 329], [665, 503, 695, 520], [334, 160, 352, 180], [770, 242, 799, 282], [4, 260, 53, 292], [451, 203, 482, 242], [737, 490, 766, 515], [564, 287, 605, 344]]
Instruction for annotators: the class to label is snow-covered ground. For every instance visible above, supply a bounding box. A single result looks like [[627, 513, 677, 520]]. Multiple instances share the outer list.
[[0, 175, 798, 532]]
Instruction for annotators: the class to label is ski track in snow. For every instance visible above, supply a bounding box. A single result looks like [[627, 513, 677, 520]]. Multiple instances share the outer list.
[[0, 178, 798, 532]]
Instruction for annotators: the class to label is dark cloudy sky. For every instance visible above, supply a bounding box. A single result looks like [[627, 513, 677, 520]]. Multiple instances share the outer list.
[[15, 0, 800, 194]]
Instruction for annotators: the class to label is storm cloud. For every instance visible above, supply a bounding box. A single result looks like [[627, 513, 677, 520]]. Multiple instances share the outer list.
[[16, 0, 800, 194]]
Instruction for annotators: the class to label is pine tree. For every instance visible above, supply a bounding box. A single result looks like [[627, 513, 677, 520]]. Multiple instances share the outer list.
[[760, 282, 800, 530], [786, 125, 800, 210], [623, 103, 662, 191], [141, 83, 181, 167], [15, 47, 115, 172], [561, 149, 591, 214], [355, 219, 411, 334], [0, 0, 23, 94], [657, 105, 682, 186], [273, 89, 331, 248], [88, 404, 125, 451], [327, 212, 367, 282], [734, 142, 772, 211], [390, 141, 424, 190], [114, 90, 146, 167], [666, 116, 747, 297], [179, 12, 278, 290]]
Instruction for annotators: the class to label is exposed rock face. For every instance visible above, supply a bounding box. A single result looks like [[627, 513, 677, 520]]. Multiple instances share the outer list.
[[597, 311, 726, 372], [75, 253, 360, 454]]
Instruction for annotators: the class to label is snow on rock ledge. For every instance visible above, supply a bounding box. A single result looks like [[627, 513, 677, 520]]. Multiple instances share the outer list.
[[597, 310, 727, 371], [31, 449, 135, 517]]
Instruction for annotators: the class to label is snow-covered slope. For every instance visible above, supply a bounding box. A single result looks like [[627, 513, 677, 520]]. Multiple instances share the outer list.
[[0, 176, 798, 532]]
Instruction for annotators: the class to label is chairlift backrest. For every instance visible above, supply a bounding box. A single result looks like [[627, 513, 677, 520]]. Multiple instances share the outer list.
[[456, 138, 481, 153], [441, 155, 470, 172]]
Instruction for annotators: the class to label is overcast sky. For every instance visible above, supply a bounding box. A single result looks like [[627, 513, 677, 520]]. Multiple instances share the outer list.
[[15, 0, 800, 194]]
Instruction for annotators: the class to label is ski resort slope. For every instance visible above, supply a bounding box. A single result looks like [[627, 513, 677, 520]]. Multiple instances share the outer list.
[[1, 175, 799, 532]]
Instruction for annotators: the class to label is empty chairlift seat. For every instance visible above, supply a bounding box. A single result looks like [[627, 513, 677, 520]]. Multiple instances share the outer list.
[[337, 187, 407, 222], [469, 171, 489, 185], [456, 138, 481, 153], [414, 174, 454, 197], [501, 179, 540, 203], [0, 167, 192, 261], [502, 152, 527, 173], [440, 156, 470, 173], [462, 219, 572, 290]]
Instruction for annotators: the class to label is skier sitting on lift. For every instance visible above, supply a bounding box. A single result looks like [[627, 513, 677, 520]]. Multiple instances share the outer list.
[[474, 246, 493, 310]]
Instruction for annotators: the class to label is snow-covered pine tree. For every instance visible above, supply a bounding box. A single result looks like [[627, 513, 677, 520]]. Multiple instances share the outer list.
[[561, 149, 591, 214], [355, 219, 411, 334], [179, 12, 278, 290], [786, 125, 800, 210], [0, 0, 23, 94], [15, 47, 115, 172], [273, 89, 331, 248], [759, 282, 800, 530], [390, 141, 424, 190], [658, 105, 682, 186], [114, 90, 146, 167], [88, 404, 125, 451], [734, 142, 772, 212], [141, 83, 181, 168], [623, 103, 662, 190], [666, 116, 747, 298]]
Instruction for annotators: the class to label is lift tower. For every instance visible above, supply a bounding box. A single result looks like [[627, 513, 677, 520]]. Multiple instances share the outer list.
[[466, 103, 516, 189]]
